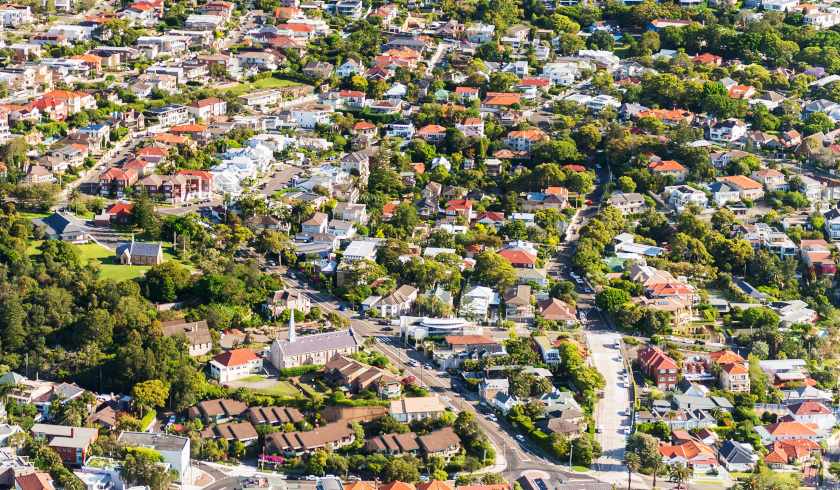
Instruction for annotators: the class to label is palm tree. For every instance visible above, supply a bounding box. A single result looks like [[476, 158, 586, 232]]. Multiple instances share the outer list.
[[650, 454, 663, 488], [669, 463, 690, 489], [623, 452, 640, 490]]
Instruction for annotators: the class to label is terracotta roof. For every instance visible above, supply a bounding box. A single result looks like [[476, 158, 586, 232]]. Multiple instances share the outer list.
[[418, 124, 447, 135], [170, 123, 209, 134], [345, 483, 377, 490], [15, 472, 53, 490], [212, 348, 259, 367], [444, 335, 497, 345], [498, 248, 537, 265], [709, 350, 745, 365], [659, 440, 715, 461], [354, 121, 376, 130], [380, 482, 416, 490], [455, 86, 479, 94], [790, 401, 832, 416], [506, 129, 547, 141], [722, 363, 748, 375], [763, 421, 819, 437], [648, 160, 686, 173], [719, 175, 762, 190], [417, 481, 454, 490], [137, 146, 168, 157], [154, 133, 189, 144]]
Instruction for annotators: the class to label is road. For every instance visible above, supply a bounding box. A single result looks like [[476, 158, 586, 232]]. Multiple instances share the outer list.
[[56, 133, 143, 207], [587, 331, 640, 488]]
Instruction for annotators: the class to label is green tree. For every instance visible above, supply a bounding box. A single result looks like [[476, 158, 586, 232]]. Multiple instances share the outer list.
[[624, 452, 640, 490], [131, 379, 170, 413], [595, 287, 631, 314], [121, 450, 173, 490]]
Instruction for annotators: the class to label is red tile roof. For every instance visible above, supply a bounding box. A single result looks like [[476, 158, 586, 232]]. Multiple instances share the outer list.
[[213, 348, 259, 367]]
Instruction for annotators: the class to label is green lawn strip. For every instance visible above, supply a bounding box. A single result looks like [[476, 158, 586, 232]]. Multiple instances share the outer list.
[[254, 380, 301, 397]]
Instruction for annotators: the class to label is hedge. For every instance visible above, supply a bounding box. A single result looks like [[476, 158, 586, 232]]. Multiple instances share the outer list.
[[277, 364, 323, 378]]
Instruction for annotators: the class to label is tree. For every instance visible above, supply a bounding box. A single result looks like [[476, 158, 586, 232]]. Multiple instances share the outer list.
[[474, 251, 517, 290], [131, 379, 170, 413], [669, 463, 690, 487], [617, 176, 636, 193], [804, 111, 835, 135], [595, 287, 631, 315], [121, 450, 173, 490], [142, 262, 191, 303], [588, 30, 614, 51], [624, 452, 640, 490], [384, 456, 421, 482]]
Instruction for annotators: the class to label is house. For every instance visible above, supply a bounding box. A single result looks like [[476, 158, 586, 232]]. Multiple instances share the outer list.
[[161, 319, 212, 356], [648, 160, 687, 183], [200, 421, 259, 445], [788, 401, 836, 430], [538, 298, 577, 326], [718, 439, 758, 471], [607, 192, 646, 215], [418, 427, 461, 459], [209, 348, 263, 383], [325, 354, 401, 398], [188, 97, 227, 120], [32, 213, 88, 243], [302, 61, 333, 79], [709, 118, 748, 143], [117, 432, 190, 481], [718, 175, 765, 201], [659, 440, 718, 473], [504, 129, 548, 153], [719, 362, 750, 393], [417, 124, 447, 143], [389, 396, 446, 422], [343, 240, 378, 262], [504, 285, 533, 323], [31, 424, 98, 466], [498, 244, 538, 269], [755, 421, 823, 444], [751, 168, 787, 191], [379, 285, 419, 318], [302, 212, 329, 234], [459, 285, 500, 321], [267, 422, 355, 455], [664, 185, 708, 211], [336, 59, 362, 78], [533, 336, 560, 364], [637, 345, 678, 390], [265, 290, 311, 317], [365, 432, 420, 455], [445, 199, 474, 220], [188, 399, 248, 423], [801, 239, 836, 276], [246, 406, 304, 426], [14, 472, 53, 490], [764, 439, 822, 468], [116, 241, 163, 266]]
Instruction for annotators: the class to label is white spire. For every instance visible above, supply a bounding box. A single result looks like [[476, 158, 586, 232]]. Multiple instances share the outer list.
[[288, 308, 296, 343]]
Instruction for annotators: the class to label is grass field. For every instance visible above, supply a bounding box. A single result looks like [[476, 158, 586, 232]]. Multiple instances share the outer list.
[[75, 243, 181, 282], [255, 380, 301, 397], [224, 77, 302, 96]]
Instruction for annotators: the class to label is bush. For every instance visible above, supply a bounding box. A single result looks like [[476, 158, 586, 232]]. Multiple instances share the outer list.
[[278, 365, 323, 378]]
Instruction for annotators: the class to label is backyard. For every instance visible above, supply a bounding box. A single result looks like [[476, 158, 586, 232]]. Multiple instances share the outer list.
[[227, 375, 302, 398], [223, 77, 303, 97]]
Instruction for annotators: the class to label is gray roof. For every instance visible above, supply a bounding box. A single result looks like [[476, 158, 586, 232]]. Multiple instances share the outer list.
[[272, 328, 360, 357], [34, 212, 84, 238], [118, 431, 189, 451], [161, 319, 212, 346], [117, 241, 163, 258]]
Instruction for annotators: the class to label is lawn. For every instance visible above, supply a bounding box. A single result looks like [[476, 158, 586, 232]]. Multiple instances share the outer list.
[[74, 242, 181, 282], [224, 76, 302, 96], [19, 211, 50, 221], [255, 380, 301, 397]]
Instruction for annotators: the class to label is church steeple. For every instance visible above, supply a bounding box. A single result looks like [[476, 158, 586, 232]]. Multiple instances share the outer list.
[[288, 308, 296, 343]]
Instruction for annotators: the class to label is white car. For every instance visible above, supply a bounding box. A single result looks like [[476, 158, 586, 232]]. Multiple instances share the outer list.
[[515, 434, 525, 441]]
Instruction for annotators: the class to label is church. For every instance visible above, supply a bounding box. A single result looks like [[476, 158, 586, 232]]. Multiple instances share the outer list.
[[270, 311, 361, 369]]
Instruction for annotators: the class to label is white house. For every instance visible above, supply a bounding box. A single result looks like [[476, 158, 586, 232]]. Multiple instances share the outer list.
[[209, 348, 263, 383], [664, 185, 709, 211], [291, 105, 334, 129], [709, 118, 748, 143], [824, 208, 840, 240], [117, 432, 190, 482]]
